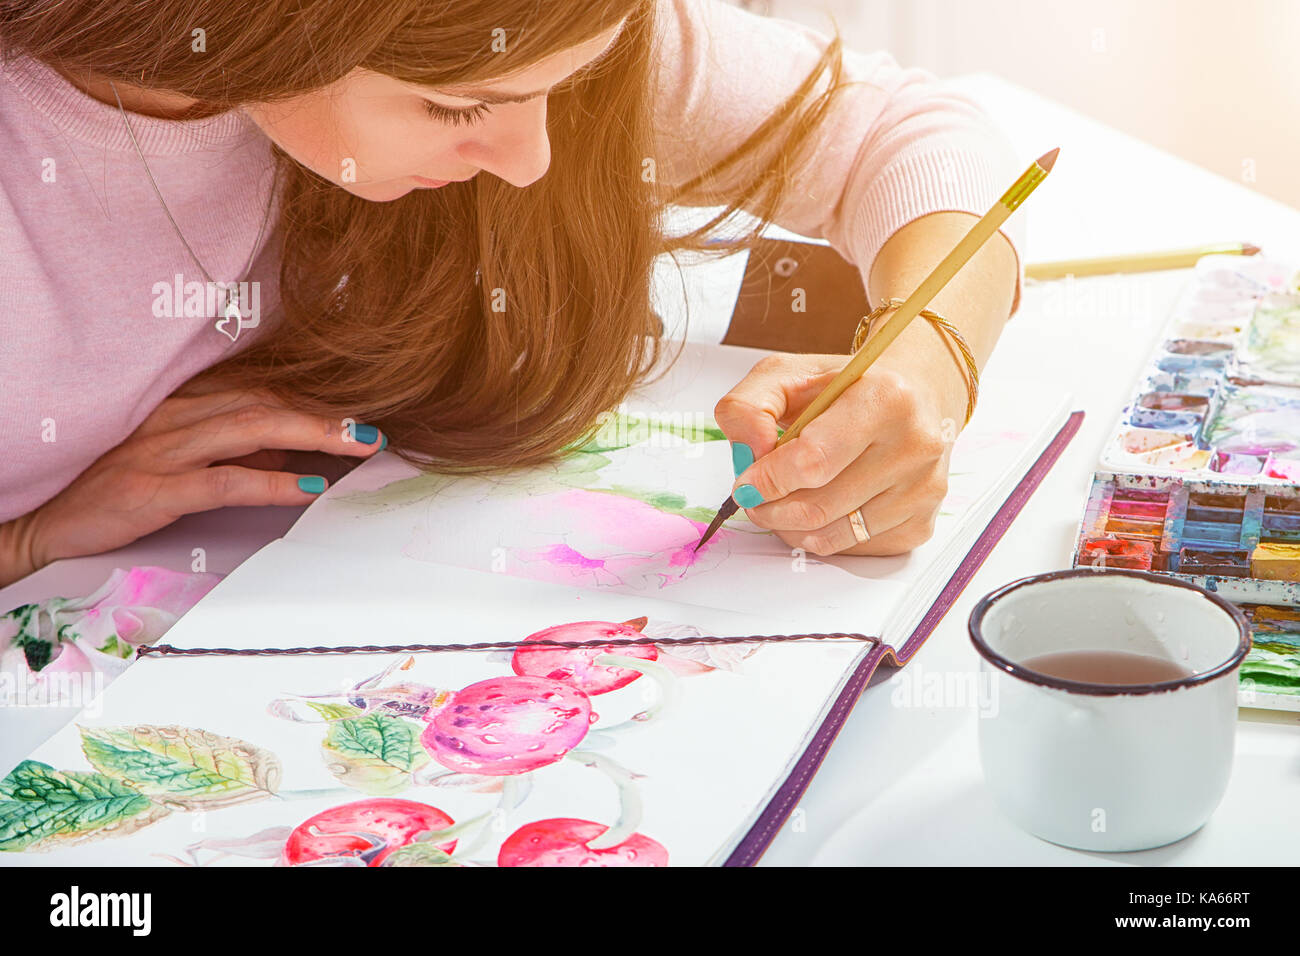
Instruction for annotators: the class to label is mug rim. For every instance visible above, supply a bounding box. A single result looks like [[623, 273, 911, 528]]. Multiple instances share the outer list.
[[968, 568, 1252, 697]]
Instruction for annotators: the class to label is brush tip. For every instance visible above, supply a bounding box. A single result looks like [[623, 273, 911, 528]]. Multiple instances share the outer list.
[[1243, 242, 1262, 256], [1036, 147, 1061, 172]]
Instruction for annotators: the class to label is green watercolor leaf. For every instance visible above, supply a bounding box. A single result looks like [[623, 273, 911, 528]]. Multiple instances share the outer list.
[[568, 412, 726, 456], [0, 760, 169, 852], [321, 714, 430, 796], [21, 638, 53, 671], [380, 842, 456, 867], [4, 602, 56, 671], [305, 701, 363, 721], [334, 471, 458, 515], [589, 486, 714, 523], [557, 451, 611, 473], [96, 634, 134, 661], [79, 725, 281, 809]]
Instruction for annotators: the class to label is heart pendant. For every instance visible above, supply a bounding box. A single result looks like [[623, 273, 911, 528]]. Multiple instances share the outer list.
[[215, 295, 242, 342]]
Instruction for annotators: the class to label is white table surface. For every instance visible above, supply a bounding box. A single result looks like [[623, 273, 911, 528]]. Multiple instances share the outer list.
[[4, 75, 1298, 864]]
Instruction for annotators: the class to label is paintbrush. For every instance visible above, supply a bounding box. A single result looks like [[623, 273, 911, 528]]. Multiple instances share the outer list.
[[1027, 241, 1260, 280], [693, 148, 1060, 553]]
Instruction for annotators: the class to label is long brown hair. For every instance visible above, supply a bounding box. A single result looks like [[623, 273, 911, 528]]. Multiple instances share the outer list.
[[1, 0, 843, 471]]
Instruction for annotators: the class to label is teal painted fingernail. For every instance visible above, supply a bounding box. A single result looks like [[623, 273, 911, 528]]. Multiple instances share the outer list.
[[352, 423, 380, 444], [733, 484, 764, 508], [298, 476, 326, 494], [379, 433, 388, 451], [730, 441, 754, 477]]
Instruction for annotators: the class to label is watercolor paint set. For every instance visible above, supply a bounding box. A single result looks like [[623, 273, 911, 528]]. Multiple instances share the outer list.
[[1076, 254, 1300, 711], [1071, 470, 1300, 710], [1100, 254, 1300, 480]]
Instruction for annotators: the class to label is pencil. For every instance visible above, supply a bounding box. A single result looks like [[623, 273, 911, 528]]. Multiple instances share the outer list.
[[1026, 242, 1260, 280], [693, 147, 1060, 552]]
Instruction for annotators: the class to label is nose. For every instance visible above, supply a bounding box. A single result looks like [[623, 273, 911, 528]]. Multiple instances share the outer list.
[[459, 98, 551, 188]]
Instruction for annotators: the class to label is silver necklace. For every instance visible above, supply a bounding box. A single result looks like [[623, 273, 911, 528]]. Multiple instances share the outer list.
[[110, 81, 278, 337]]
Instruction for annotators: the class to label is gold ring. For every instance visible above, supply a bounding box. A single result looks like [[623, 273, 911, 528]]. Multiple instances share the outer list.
[[848, 508, 870, 545]]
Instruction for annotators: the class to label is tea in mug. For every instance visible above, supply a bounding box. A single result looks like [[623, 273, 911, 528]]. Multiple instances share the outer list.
[[1020, 649, 1193, 685]]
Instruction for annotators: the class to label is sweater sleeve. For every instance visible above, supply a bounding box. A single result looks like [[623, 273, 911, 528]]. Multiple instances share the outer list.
[[651, 0, 1026, 314]]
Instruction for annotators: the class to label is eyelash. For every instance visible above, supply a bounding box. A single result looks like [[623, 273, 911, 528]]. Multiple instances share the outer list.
[[422, 100, 490, 127]]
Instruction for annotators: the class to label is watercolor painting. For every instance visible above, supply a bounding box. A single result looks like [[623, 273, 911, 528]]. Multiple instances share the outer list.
[[377, 411, 746, 591], [0, 613, 780, 866], [278, 399, 1054, 643]]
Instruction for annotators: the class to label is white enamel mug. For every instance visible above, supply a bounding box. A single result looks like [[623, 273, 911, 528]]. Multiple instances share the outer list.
[[968, 569, 1251, 852]]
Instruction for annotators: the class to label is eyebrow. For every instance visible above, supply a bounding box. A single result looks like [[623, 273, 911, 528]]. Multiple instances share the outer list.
[[431, 26, 624, 106]]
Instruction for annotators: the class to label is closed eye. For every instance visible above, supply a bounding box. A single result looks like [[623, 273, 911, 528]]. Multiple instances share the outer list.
[[422, 100, 491, 127]]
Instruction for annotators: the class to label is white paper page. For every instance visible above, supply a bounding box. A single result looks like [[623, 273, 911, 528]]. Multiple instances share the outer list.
[[2, 540, 865, 867], [287, 341, 1071, 636]]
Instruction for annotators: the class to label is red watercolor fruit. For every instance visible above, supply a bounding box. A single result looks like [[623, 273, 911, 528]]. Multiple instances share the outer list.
[[422, 675, 593, 776], [511, 617, 656, 695], [497, 818, 669, 867], [280, 798, 456, 867]]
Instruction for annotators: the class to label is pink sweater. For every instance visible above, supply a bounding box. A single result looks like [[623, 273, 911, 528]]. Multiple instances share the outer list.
[[0, 0, 1023, 524]]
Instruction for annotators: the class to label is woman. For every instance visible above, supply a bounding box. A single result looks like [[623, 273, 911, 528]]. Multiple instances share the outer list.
[[0, 0, 1021, 587]]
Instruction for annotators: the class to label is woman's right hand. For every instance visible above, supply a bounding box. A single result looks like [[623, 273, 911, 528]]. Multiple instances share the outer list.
[[0, 389, 386, 586]]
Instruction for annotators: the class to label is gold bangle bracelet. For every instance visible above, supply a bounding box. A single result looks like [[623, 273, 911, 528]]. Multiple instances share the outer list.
[[851, 297, 980, 426]]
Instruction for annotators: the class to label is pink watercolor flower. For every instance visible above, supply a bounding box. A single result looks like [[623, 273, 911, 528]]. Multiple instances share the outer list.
[[508, 489, 732, 589], [512, 617, 656, 695], [498, 818, 669, 867], [0, 566, 221, 706], [421, 676, 594, 776]]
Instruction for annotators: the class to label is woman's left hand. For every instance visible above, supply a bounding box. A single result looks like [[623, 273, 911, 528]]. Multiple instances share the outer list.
[[713, 340, 968, 556]]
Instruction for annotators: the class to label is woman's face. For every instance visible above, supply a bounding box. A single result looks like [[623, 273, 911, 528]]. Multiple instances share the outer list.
[[244, 21, 624, 202]]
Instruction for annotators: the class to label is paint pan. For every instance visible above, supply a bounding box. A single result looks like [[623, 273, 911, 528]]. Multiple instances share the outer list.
[[1212, 450, 1267, 476], [1155, 339, 1233, 375], [1078, 536, 1155, 571], [1131, 392, 1209, 432], [1176, 548, 1252, 577], [1250, 542, 1300, 581]]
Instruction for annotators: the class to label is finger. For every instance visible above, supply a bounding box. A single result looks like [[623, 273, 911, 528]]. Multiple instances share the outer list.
[[781, 504, 940, 558], [743, 440, 934, 532], [144, 404, 384, 471], [712, 354, 843, 460], [731, 376, 905, 508], [730, 368, 928, 507], [134, 389, 276, 437], [781, 477, 934, 555], [840, 513, 940, 556], [213, 449, 292, 471], [161, 466, 332, 516]]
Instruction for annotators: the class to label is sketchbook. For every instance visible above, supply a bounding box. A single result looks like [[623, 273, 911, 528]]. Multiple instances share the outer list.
[[1, 339, 1079, 867]]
